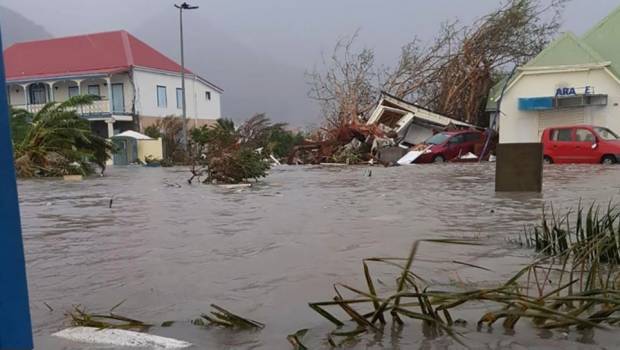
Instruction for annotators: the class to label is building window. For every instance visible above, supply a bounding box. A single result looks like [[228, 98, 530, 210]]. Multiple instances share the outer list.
[[205, 91, 211, 101], [87, 84, 101, 99], [68, 86, 79, 98], [176, 88, 183, 109], [157, 85, 167, 108]]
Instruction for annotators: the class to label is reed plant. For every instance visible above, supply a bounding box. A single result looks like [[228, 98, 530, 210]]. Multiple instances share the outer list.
[[304, 237, 620, 348]]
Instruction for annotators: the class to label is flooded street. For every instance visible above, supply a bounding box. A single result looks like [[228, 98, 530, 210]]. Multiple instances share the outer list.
[[18, 164, 620, 349]]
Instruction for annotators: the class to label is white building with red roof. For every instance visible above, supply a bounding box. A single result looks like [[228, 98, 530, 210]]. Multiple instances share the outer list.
[[3, 30, 222, 137]]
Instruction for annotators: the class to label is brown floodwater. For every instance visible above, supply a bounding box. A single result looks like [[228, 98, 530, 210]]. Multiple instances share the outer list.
[[17, 163, 620, 349]]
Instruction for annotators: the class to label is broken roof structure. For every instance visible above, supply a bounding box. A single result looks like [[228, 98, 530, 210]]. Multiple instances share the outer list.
[[367, 92, 476, 145]]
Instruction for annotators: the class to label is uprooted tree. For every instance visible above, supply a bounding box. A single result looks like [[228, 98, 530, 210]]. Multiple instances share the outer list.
[[189, 114, 303, 184], [308, 0, 568, 127]]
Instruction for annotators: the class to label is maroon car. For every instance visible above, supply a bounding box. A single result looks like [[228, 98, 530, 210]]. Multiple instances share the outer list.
[[413, 130, 485, 163]]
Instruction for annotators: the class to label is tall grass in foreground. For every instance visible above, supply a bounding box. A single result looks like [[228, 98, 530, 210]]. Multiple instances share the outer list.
[[519, 203, 620, 264], [302, 237, 620, 348]]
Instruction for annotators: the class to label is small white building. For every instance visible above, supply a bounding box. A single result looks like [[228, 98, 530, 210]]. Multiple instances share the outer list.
[[3, 30, 222, 138], [487, 7, 620, 144]]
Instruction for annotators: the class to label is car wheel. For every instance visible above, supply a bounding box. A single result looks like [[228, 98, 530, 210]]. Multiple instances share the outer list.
[[433, 155, 445, 163], [601, 155, 617, 165], [543, 156, 553, 164]]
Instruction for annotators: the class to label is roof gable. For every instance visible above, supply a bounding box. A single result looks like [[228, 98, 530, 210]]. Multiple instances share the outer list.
[[525, 32, 606, 68], [124, 32, 189, 74], [583, 5, 620, 78]]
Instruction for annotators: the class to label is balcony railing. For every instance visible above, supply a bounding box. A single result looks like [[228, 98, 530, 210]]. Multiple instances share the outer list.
[[11, 99, 131, 116]]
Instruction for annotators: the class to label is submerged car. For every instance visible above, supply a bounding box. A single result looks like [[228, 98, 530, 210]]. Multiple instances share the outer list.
[[413, 130, 485, 163], [541, 125, 620, 164]]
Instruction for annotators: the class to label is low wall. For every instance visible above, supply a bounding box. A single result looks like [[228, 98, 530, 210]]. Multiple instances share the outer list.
[[137, 138, 163, 162]]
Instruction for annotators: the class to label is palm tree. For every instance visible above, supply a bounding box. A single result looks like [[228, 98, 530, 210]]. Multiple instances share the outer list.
[[11, 95, 115, 177]]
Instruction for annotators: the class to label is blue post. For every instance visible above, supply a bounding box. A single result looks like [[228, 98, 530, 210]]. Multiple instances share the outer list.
[[0, 28, 34, 349]]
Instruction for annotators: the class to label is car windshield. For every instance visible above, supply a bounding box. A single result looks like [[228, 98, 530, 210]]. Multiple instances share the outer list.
[[424, 133, 450, 145], [594, 127, 620, 141]]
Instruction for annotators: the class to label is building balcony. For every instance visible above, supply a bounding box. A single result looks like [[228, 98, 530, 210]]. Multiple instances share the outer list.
[[11, 99, 133, 121], [7, 72, 134, 122]]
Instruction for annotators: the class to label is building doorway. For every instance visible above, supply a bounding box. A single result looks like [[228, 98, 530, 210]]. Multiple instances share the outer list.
[[111, 83, 125, 113], [28, 83, 47, 104]]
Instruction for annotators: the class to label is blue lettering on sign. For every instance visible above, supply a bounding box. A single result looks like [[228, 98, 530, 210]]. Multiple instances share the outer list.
[[556, 87, 577, 96], [585, 86, 593, 95]]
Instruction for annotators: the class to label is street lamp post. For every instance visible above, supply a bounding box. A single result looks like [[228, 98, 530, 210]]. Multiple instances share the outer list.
[[174, 2, 198, 151]]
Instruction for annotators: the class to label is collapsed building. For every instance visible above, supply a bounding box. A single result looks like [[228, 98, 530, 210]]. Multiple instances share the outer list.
[[366, 92, 475, 146], [286, 92, 487, 165], [365, 92, 482, 164]]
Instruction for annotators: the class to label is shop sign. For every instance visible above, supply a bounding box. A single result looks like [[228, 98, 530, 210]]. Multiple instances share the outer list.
[[555, 86, 594, 96]]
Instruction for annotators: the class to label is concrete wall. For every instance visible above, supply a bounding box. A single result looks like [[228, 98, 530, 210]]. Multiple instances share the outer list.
[[132, 68, 221, 120], [137, 138, 163, 162], [500, 68, 620, 143]]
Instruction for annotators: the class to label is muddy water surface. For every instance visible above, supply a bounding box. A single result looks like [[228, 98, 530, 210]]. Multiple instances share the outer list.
[[18, 164, 620, 349]]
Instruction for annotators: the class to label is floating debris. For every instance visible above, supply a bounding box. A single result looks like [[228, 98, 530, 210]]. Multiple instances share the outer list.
[[52, 327, 191, 349], [193, 304, 265, 330], [286, 328, 309, 350], [67, 305, 151, 331]]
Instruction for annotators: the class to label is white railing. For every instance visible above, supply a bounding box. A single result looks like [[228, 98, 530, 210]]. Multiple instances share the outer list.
[[11, 99, 130, 116]]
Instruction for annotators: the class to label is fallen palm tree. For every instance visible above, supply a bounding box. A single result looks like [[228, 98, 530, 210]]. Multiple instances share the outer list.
[[189, 115, 271, 184], [189, 114, 305, 184], [10, 96, 115, 177]]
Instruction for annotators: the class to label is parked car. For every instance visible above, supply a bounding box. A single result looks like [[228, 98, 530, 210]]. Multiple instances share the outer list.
[[541, 125, 620, 164], [414, 130, 485, 163]]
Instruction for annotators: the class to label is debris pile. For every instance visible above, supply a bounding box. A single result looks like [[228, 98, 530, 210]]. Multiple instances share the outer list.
[[287, 120, 384, 165], [288, 92, 495, 166]]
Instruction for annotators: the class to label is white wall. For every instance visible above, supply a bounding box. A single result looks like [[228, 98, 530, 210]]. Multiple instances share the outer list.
[[8, 84, 26, 105], [132, 68, 221, 119], [500, 68, 620, 143]]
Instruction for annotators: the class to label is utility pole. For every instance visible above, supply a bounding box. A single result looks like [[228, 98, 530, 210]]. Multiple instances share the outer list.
[[174, 2, 198, 151]]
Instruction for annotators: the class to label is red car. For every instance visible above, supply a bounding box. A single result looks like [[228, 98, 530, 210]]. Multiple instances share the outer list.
[[414, 130, 485, 163], [541, 125, 620, 164]]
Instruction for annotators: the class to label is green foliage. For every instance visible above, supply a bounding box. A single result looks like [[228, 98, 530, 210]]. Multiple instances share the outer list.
[[9, 108, 31, 145], [151, 116, 187, 164], [143, 125, 162, 139], [309, 237, 620, 347], [521, 202, 620, 264], [192, 304, 264, 329], [191, 115, 270, 184], [265, 128, 305, 158], [10, 96, 115, 177]]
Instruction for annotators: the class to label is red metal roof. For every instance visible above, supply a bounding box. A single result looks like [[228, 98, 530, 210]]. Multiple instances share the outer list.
[[3, 30, 190, 81]]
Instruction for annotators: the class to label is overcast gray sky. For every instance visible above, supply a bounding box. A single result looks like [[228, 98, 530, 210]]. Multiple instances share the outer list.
[[3, 0, 620, 124], [3, 0, 619, 69]]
